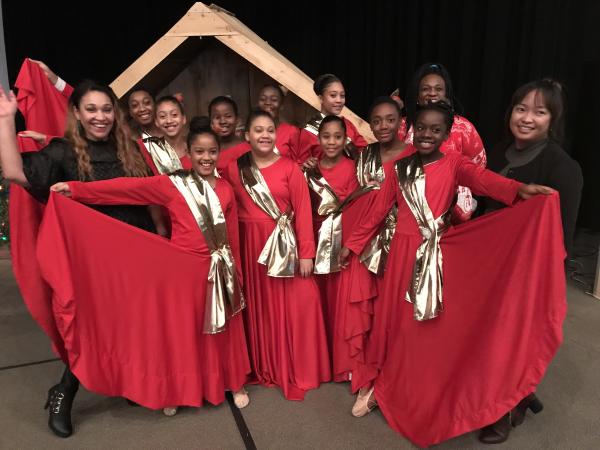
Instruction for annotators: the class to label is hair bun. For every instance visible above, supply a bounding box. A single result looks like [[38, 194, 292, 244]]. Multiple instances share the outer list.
[[189, 115, 211, 133]]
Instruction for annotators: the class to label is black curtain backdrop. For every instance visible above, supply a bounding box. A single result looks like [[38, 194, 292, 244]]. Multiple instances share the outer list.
[[3, 0, 599, 228]]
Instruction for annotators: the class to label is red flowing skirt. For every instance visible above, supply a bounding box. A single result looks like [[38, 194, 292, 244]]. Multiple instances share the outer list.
[[366, 195, 567, 447], [37, 194, 250, 409], [240, 217, 331, 400]]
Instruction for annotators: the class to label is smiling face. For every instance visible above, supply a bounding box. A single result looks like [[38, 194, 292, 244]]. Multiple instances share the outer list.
[[155, 100, 186, 138], [413, 110, 449, 158], [509, 89, 552, 148], [73, 90, 115, 141], [258, 86, 283, 119], [418, 74, 447, 105], [318, 120, 346, 160], [210, 102, 238, 138], [189, 133, 219, 177], [128, 90, 155, 127], [370, 103, 401, 144], [245, 115, 276, 157], [319, 81, 346, 116]]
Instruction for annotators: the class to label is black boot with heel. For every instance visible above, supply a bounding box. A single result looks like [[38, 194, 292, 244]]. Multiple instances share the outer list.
[[44, 367, 79, 438], [478, 393, 544, 444]]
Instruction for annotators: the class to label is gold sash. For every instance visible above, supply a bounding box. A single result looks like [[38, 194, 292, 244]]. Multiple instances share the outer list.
[[306, 166, 374, 274], [237, 153, 297, 277], [356, 144, 398, 275], [169, 171, 245, 333], [395, 155, 451, 321], [142, 132, 184, 174], [303, 114, 357, 158]]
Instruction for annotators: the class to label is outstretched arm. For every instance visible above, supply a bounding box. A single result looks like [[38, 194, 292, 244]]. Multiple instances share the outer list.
[[0, 86, 29, 186]]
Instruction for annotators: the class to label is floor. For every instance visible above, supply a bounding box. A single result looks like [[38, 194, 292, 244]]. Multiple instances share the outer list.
[[1, 229, 599, 449]]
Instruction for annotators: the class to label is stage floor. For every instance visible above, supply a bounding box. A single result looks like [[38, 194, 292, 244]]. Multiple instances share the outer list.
[[1, 230, 598, 449]]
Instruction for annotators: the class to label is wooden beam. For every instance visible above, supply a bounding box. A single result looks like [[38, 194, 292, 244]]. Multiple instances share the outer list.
[[110, 36, 187, 98], [215, 33, 375, 142]]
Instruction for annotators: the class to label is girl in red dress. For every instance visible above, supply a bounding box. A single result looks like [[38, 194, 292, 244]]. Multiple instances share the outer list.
[[349, 97, 410, 405], [210, 96, 250, 174], [399, 63, 487, 222], [306, 115, 373, 384], [226, 109, 330, 400], [256, 84, 301, 163], [51, 126, 251, 414], [340, 101, 559, 447], [298, 73, 368, 168], [127, 89, 162, 139]]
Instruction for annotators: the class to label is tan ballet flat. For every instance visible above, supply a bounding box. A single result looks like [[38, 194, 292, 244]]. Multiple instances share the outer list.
[[351, 387, 377, 417], [233, 388, 250, 409], [162, 406, 178, 416]]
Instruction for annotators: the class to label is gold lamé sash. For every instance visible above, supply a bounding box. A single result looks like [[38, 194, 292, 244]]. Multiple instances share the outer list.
[[356, 144, 397, 275], [237, 153, 297, 277], [303, 114, 357, 158], [395, 155, 451, 321], [169, 171, 245, 333], [306, 166, 374, 274], [142, 132, 183, 174]]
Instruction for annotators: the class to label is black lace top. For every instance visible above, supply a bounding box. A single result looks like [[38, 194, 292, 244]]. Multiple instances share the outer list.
[[22, 138, 155, 232]]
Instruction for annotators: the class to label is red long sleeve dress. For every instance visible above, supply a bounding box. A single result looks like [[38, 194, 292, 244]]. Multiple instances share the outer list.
[[227, 156, 331, 400], [49, 175, 251, 408], [344, 153, 566, 447], [310, 157, 376, 384], [298, 116, 368, 161]]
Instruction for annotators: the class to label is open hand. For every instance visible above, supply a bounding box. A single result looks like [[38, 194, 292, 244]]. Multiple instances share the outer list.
[[338, 247, 351, 269], [29, 59, 58, 85], [50, 182, 72, 197], [301, 157, 318, 171], [298, 258, 313, 277], [0, 85, 17, 119], [517, 183, 555, 200], [19, 130, 47, 144]]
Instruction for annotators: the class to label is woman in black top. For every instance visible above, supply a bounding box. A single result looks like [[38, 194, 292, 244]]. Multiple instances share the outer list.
[[0, 80, 154, 438], [478, 79, 583, 444]]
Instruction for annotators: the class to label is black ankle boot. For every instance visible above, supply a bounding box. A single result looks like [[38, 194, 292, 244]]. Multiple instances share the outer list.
[[44, 369, 79, 438], [478, 393, 544, 444]]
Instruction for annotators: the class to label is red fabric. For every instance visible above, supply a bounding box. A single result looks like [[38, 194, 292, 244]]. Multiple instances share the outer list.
[[275, 122, 301, 162], [10, 59, 71, 359], [298, 117, 368, 160], [216, 141, 251, 177], [312, 158, 377, 383], [136, 138, 193, 175], [398, 115, 486, 166], [37, 177, 250, 408], [227, 156, 330, 399], [399, 115, 487, 222], [345, 153, 565, 447]]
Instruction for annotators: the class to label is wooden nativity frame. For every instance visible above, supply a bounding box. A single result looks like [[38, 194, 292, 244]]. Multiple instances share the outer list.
[[109, 2, 375, 141]]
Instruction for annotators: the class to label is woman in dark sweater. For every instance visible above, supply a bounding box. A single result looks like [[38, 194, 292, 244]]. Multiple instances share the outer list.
[[478, 78, 583, 444], [483, 78, 582, 256], [0, 80, 154, 438]]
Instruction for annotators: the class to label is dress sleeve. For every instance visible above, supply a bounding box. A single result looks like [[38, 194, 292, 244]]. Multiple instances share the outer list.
[[288, 162, 316, 258], [137, 139, 159, 175], [222, 181, 244, 287], [456, 157, 520, 206], [344, 172, 398, 255], [346, 120, 369, 148], [546, 158, 583, 256], [296, 128, 317, 163], [69, 176, 174, 206]]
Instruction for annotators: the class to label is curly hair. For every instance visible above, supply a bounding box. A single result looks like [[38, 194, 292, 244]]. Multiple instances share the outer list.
[[64, 80, 149, 180]]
